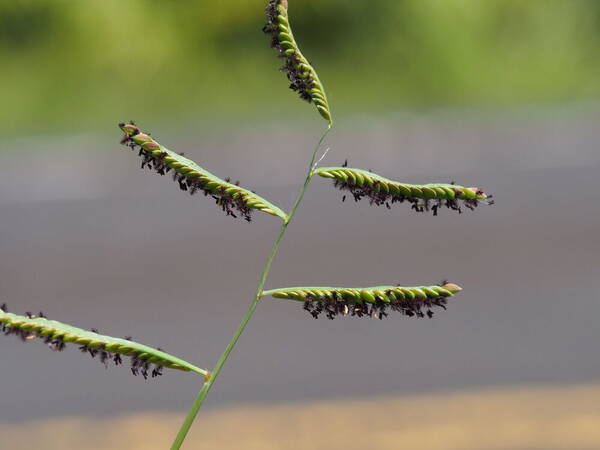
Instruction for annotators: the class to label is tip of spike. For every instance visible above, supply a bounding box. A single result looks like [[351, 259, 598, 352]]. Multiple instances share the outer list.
[[462, 187, 489, 200], [119, 121, 140, 136], [473, 188, 486, 197], [442, 283, 462, 294]]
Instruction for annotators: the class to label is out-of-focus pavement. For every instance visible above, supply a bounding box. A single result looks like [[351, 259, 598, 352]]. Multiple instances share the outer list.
[[2, 383, 600, 449], [1, 110, 599, 439]]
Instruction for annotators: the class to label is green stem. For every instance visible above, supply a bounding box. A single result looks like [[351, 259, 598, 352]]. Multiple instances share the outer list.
[[170, 126, 331, 450]]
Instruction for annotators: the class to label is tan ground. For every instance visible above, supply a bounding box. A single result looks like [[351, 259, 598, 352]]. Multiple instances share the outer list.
[[2, 383, 600, 450]]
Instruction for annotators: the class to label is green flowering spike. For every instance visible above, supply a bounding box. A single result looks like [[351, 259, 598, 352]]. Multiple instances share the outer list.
[[315, 166, 493, 215], [263, 0, 333, 125], [119, 122, 287, 222], [0, 305, 209, 380], [262, 283, 462, 319]]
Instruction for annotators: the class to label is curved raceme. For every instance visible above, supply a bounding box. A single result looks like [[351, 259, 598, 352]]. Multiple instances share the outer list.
[[0, 304, 208, 380], [120, 122, 287, 222], [263, 0, 333, 124], [262, 283, 462, 320], [315, 166, 494, 215]]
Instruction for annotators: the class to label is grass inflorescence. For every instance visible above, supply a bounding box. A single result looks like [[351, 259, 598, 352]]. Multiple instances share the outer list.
[[0, 304, 208, 380], [262, 283, 462, 320], [316, 165, 494, 215], [263, 0, 332, 124], [119, 122, 287, 222]]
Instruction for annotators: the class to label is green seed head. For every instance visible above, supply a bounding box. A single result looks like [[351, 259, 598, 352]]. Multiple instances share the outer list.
[[316, 166, 494, 215], [263, 0, 333, 125], [263, 283, 462, 320], [119, 122, 287, 222], [0, 305, 208, 380]]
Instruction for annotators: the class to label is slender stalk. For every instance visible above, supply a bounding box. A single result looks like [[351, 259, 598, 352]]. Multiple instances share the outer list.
[[170, 126, 331, 450]]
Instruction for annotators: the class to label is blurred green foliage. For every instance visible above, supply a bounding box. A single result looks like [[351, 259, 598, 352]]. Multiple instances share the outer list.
[[1, 0, 599, 135]]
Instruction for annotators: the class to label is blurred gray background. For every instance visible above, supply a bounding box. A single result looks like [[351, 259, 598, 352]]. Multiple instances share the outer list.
[[2, 3, 600, 447], [1, 109, 599, 423]]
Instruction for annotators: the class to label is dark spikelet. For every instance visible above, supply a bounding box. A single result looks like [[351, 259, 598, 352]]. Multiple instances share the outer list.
[[47, 336, 65, 352], [99, 347, 110, 367], [119, 122, 254, 222], [302, 293, 449, 321]]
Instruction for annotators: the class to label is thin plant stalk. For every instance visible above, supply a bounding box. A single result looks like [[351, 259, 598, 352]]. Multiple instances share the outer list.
[[170, 126, 331, 450]]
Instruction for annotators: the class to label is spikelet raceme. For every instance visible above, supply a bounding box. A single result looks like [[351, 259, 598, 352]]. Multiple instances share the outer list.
[[120, 122, 287, 222], [315, 165, 494, 215], [262, 283, 462, 320], [0, 304, 208, 380], [263, 0, 333, 124]]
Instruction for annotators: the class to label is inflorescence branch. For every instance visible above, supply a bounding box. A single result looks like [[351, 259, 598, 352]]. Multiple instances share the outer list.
[[0, 304, 208, 381], [262, 282, 462, 320], [119, 122, 287, 222], [316, 165, 494, 215], [263, 0, 333, 124]]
